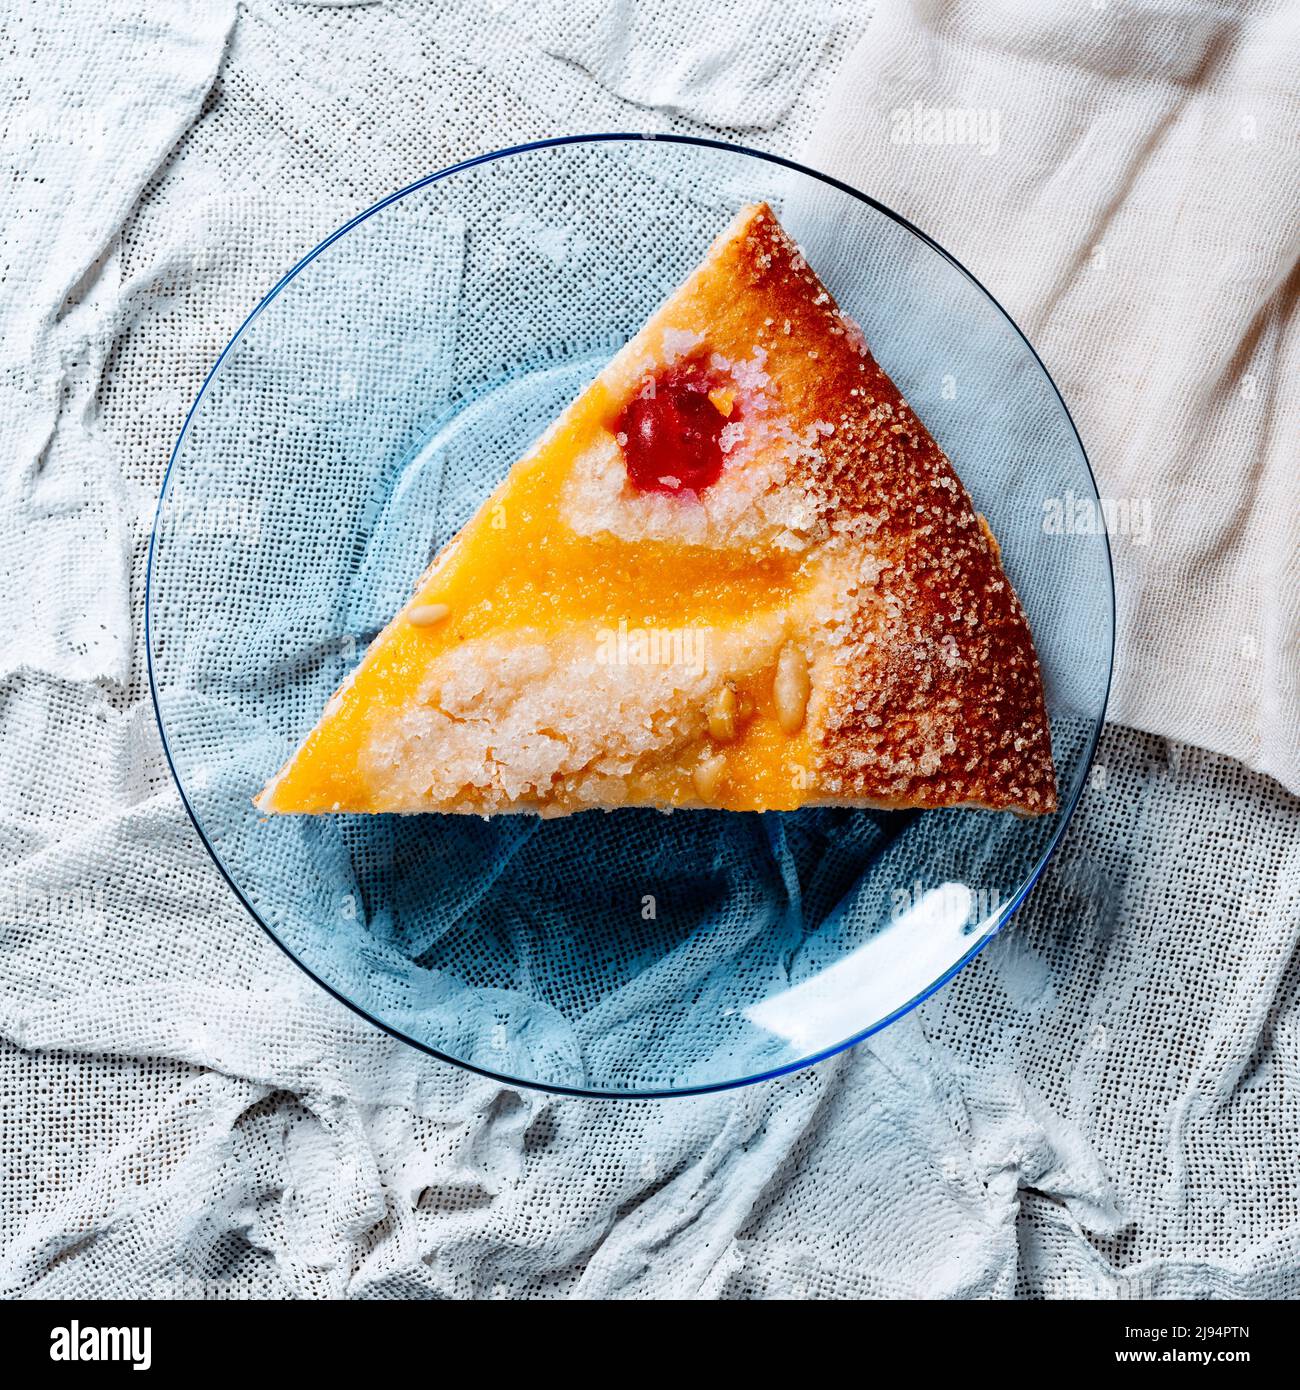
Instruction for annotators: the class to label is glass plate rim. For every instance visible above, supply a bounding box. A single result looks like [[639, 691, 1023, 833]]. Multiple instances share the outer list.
[[145, 131, 1116, 1100]]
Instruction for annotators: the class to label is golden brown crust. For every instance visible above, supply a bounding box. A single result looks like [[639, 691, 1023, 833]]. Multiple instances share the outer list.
[[718, 205, 1057, 815]]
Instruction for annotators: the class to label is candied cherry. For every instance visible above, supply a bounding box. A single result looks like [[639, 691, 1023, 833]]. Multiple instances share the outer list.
[[614, 357, 734, 495]]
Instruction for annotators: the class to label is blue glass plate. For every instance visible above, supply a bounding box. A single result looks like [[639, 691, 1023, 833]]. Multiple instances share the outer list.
[[148, 135, 1113, 1097]]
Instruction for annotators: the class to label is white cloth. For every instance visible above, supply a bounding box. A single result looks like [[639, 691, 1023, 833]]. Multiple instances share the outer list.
[[808, 0, 1300, 795], [1, 0, 1297, 1301], [4, 724, 1297, 1300]]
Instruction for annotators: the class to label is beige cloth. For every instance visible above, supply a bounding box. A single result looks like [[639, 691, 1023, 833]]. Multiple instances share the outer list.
[[806, 0, 1300, 793]]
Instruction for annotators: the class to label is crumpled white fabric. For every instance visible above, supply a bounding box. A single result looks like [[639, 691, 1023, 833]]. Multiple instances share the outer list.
[[1, 0, 1297, 1301], [807, 0, 1300, 795]]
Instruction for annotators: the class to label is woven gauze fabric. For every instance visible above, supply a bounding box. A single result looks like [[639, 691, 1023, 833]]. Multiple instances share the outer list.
[[1, 0, 1297, 1301], [3, 726, 1296, 1299]]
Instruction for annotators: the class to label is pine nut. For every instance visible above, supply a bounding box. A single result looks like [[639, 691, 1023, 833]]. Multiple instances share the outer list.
[[692, 753, 726, 802], [409, 603, 450, 627], [773, 642, 810, 734], [707, 684, 738, 742]]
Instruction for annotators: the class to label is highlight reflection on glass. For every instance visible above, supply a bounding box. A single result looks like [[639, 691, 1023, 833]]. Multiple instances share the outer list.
[[745, 884, 1001, 1052]]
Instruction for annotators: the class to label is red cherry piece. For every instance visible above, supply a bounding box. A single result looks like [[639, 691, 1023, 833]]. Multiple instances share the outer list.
[[614, 361, 731, 496]]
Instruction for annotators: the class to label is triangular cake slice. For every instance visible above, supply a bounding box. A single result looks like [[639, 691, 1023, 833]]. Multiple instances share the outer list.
[[257, 204, 1056, 817]]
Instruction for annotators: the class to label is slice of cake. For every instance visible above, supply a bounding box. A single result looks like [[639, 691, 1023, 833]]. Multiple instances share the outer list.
[[256, 203, 1056, 817]]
